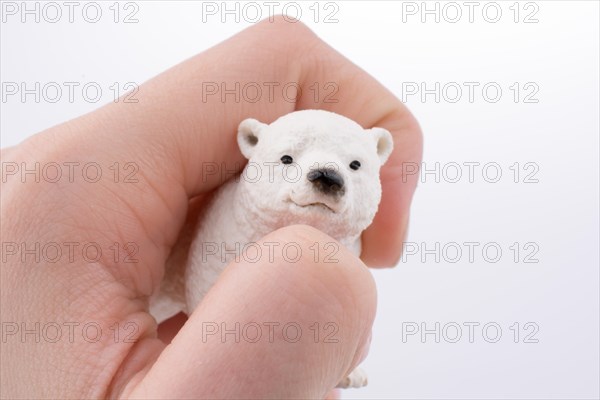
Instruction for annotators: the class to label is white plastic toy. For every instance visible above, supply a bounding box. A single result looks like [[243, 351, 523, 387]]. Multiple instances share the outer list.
[[150, 109, 393, 388]]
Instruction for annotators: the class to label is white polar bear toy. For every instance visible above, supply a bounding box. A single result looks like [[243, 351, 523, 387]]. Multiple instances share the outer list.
[[150, 109, 393, 389]]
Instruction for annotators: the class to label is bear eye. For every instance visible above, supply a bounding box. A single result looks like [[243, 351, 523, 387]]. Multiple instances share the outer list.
[[281, 155, 293, 164], [349, 160, 361, 171]]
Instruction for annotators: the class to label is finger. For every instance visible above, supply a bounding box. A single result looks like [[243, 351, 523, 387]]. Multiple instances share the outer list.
[[126, 225, 377, 399]]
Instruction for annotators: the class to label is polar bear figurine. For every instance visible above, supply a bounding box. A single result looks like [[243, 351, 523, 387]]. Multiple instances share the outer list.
[[150, 109, 393, 389]]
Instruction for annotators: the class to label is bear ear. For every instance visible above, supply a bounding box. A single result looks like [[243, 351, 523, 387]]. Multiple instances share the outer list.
[[237, 118, 267, 159], [369, 127, 394, 165]]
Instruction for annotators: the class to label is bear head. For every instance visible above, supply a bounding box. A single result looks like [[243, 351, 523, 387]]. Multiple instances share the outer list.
[[236, 109, 393, 243]]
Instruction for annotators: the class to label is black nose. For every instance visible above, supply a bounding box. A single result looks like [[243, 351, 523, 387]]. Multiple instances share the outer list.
[[307, 168, 345, 195]]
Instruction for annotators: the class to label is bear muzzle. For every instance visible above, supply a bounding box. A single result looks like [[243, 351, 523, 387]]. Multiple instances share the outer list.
[[307, 168, 345, 197]]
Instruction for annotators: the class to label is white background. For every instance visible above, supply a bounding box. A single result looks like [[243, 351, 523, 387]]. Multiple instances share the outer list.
[[1, 1, 599, 399]]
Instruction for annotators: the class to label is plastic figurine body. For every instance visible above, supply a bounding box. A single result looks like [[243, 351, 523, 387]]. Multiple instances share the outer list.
[[150, 110, 393, 388]]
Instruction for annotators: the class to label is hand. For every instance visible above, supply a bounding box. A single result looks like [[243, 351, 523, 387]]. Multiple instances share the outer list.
[[1, 17, 422, 399]]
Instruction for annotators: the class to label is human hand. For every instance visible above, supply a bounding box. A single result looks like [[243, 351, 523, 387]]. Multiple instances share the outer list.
[[1, 17, 422, 399]]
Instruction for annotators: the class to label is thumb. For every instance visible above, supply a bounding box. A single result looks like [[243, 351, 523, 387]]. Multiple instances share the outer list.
[[128, 225, 377, 399]]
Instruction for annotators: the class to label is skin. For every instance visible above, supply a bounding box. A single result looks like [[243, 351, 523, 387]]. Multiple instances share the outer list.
[[0, 17, 422, 399]]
